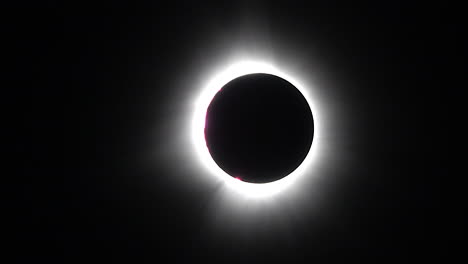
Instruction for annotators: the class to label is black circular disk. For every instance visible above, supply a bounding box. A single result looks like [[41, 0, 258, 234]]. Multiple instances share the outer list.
[[204, 73, 314, 183]]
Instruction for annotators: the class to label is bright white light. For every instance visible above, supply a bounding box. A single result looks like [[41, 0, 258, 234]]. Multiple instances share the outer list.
[[192, 60, 321, 198]]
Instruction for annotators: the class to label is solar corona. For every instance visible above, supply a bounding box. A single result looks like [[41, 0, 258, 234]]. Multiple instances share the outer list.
[[191, 61, 320, 198]]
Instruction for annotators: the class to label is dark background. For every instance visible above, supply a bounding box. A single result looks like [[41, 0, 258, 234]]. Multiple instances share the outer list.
[[8, 1, 461, 262]]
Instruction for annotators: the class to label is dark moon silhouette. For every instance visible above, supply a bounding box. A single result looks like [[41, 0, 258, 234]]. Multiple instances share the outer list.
[[204, 73, 314, 183]]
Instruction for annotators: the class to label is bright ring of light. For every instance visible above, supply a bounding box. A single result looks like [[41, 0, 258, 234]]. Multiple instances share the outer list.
[[192, 60, 319, 198]]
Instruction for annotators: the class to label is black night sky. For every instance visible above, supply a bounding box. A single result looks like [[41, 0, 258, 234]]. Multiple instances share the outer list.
[[8, 1, 461, 262]]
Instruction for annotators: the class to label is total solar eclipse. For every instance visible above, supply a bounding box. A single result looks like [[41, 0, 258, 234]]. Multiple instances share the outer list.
[[204, 73, 314, 183]]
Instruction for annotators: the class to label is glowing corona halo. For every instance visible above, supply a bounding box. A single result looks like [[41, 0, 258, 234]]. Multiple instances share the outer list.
[[192, 61, 319, 198]]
